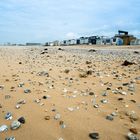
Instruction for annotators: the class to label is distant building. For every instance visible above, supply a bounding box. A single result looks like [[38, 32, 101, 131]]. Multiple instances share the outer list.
[[111, 37, 123, 46], [130, 39, 140, 45], [96, 36, 112, 45], [115, 30, 136, 45], [26, 43, 42, 46]]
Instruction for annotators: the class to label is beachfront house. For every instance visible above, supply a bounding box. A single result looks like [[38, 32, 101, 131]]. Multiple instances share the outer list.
[[130, 39, 140, 45], [115, 30, 136, 45], [88, 36, 98, 45], [111, 37, 123, 45], [96, 36, 112, 45], [26, 43, 42, 46], [79, 37, 89, 45]]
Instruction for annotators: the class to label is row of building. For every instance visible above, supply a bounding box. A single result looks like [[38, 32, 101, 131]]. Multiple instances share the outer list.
[[45, 30, 140, 46]]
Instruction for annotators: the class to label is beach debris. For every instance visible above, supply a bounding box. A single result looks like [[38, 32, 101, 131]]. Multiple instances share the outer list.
[[11, 120, 21, 130], [89, 132, 99, 139], [18, 117, 25, 124], [122, 60, 135, 66], [127, 132, 139, 140], [5, 112, 13, 120], [5, 136, 16, 140], [0, 125, 8, 132]]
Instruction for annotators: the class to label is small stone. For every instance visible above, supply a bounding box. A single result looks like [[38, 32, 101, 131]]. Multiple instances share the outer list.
[[67, 107, 74, 112], [24, 89, 31, 94], [0, 125, 8, 132], [89, 132, 99, 139], [54, 113, 61, 120], [130, 128, 138, 134], [37, 71, 49, 77], [5, 136, 15, 140], [59, 121, 66, 128], [18, 82, 24, 87], [122, 60, 135, 66], [106, 115, 114, 121], [64, 69, 70, 74], [0, 85, 4, 90], [79, 72, 88, 78], [17, 99, 26, 104], [5, 112, 13, 120], [44, 116, 50, 120], [94, 104, 99, 108], [15, 104, 20, 109], [89, 92, 94, 96], [5, 95, 11, 99], [101, 99, 108, 104], [118, 98, 124, 101], [126, 111, 139, 121], [11, 120, 21, 130], [127, 132, 139, 140], [18, 117, 25, 124]]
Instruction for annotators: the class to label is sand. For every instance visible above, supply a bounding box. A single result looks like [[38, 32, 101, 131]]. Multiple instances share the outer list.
[[0, 45, 140, 140]]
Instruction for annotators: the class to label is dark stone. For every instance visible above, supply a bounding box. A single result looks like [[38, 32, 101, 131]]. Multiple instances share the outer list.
[[134, 51, 139, 54], [106, 115, 114, 121], [18, 117, 25, 124], [41, 51, 48, 54], [89, 132, 99, 139], [122, 60, 135, 66], [88, 49, 96, 52], [118, 98, 124, 101], [58, 48, 64, 51], [106, 87, 111, 90], [43, 96, 47, 99], [89, 92, 94, 96]]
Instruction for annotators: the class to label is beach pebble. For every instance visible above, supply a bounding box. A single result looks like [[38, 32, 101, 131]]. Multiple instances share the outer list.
[[106, 115, 114, 121], [5, 137, 15, 140], [89, 132, 99, 139], [44, 116, 51, 120], [18, 117, 25, 124], [0, 125, 8, 132], [24, 89, 31, 94], [37, 71, 49, 77], [54, 113, 61, 120], [127, 132, 139, 140], [11, 120, 21, 130], [5, 112, 13, 120], [130, 128, 138, 134]]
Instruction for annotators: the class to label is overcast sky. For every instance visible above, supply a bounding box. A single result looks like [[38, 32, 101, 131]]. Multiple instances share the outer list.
[[0, 0, 140, 43]]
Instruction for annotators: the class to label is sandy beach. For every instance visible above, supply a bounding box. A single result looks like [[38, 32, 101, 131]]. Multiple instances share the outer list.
[[0, 45, 140, 140]]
